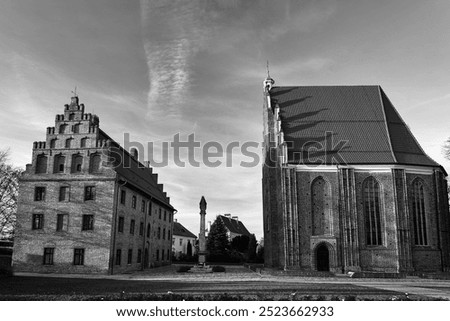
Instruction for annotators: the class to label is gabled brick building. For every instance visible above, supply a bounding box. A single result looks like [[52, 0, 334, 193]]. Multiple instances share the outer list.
[[216, 214, 251, 241], [262, 76, 450, 273], [13, 96, 175, 274]]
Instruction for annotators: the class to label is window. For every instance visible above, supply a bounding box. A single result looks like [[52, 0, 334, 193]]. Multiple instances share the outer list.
[[32, 214, 44, 229], [411, 179, 428, 246], [50, 139, 57, 149], [141, 200, 146, 212], [164, 211, 167, 221], [73, 248, 85, 265], [71, 154, 83, 173], [35, 155, 48, 174], [130, 219, 135, 235], [163, 228, 166, 240], [148, 202, 152, 216], [59, 124, 67, 134], [80, 137, 87, 148], [82, 215, 94, 231], [84, 186, 95, 201], [168, 213, 172, 223], [157, 227, 161, 239], [132, 196, 136, 209], [65, 138, 73, 148], [118, 217, 124, 233], [156, 249, 159, 261], [127, 249, 133, 264], [56, 214, 68, 231], [43, 248, 54, 265], [363, 177, 383, 246], [311, 177, 331, 236], [159, 208, 161, 219], [146, 223, 151, 238], [73, 123, 80, 133], [167, 250, 170, 261], [59, 186, 70, 202], [168, 230, 170, 240], [139, 222, 144, 236], [115, 249, 121, 265], [120, 190, 126, 205], [53, 154, 65, 173], [179, 238, 183, 246], [34, 187, 46, 201], [137, 249, 142, 263], [162, 249, 165, 261], [89, 153, 101, 173], [69, 113, 75, 121]]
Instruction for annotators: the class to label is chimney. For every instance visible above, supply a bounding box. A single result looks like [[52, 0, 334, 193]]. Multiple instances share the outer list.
[[224, 214, 231, 218], [232, 216, 239, 222]]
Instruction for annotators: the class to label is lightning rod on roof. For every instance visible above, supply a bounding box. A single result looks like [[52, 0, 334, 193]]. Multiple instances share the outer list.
[[71, 86, 78, 97]]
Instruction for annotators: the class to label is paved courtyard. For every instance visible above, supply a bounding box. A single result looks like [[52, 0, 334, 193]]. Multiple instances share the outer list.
[[2, 265, 450, 300]]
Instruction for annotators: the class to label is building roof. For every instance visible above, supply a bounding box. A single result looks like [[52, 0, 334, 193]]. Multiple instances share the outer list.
[[172, 221, 197, 238], [99, 129, 173, 209], [218, 215, 251, 236], [269, 86, 440, 168]]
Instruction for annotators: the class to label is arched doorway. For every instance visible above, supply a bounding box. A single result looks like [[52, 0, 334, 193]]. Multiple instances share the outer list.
[[316, 244, 330, 271]]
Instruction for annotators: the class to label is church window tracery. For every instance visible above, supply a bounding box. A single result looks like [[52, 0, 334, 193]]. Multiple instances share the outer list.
[[411, 179, 428, 246], [363, 177, 383, 246]]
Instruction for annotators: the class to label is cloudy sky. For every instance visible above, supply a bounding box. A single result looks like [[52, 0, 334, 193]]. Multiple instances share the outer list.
[[1, 0, 450, 239]]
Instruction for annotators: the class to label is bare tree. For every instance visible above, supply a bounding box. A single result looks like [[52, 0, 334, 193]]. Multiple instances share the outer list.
[[444, 138, 450, 161], [0, 149, 21, 239]]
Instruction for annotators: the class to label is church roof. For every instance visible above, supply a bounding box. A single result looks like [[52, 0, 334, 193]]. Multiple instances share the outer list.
[[172, 221, 197, 238], [269, 86, 440, 167], [218, 215, 251, 236]]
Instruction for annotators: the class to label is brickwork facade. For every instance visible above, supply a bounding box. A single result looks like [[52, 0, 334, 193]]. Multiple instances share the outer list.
[[13, 96, 175, 274], [262, 79, 450, 274]]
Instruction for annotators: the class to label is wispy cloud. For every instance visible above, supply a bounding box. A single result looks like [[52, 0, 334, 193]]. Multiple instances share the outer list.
[[139, 0, 210, 119]]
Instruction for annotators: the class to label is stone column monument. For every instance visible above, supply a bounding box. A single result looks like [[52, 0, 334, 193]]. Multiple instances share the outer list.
[[198, 196, 207, 265]]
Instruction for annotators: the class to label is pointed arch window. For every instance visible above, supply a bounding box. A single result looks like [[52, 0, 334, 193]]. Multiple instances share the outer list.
[[411, 179, 428, 246], [363, 177, 383, 246]]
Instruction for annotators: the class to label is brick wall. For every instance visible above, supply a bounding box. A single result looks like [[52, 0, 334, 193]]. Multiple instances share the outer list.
[[13, 178, 115, 274]]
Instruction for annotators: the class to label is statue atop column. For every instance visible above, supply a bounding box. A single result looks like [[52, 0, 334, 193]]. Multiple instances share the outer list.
[[198, 196, 207, 265]]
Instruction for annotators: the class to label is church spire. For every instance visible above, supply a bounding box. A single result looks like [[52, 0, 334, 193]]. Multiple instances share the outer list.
[[263, 61, 275, 92]]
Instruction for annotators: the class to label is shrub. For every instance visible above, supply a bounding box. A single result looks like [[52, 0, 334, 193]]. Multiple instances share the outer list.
[[212, 265, 226, 272], [176, 265, 192, 273]]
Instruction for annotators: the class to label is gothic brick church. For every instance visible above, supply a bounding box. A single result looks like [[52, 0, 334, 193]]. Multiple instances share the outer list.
[[262, 76, 450, 273]]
